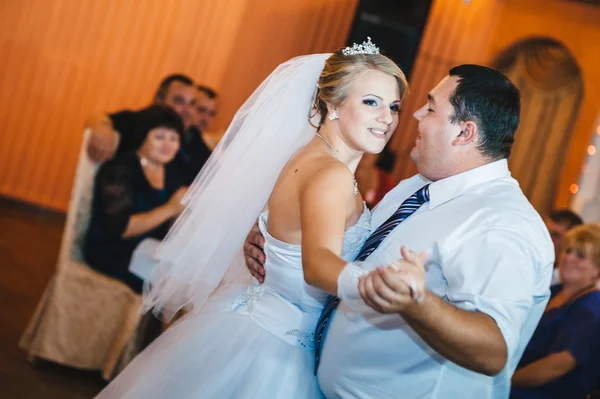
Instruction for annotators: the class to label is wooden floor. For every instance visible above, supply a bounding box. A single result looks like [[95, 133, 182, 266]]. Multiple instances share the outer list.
[[0, 198, 106, 398]]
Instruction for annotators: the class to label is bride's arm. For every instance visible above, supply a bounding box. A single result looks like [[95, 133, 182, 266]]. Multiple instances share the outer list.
[[300, 164, 356, 295]]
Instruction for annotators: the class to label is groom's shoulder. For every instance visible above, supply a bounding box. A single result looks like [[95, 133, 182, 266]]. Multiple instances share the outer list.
[[462, 182, 550, 249], [470, 176, 539, 222]]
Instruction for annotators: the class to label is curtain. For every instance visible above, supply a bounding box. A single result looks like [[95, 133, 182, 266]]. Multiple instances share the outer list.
[[495, 39, 583, 217]]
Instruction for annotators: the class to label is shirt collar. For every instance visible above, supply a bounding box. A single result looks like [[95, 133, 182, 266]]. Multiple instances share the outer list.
[[427, 159, 511, 210]]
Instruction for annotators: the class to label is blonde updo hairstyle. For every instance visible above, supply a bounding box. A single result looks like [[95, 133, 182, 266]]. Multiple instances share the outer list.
[[313, 49, 409, 130]]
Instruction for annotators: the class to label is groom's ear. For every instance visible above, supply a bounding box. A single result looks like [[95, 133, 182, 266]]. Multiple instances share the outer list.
[[452, 120, 478, 147]]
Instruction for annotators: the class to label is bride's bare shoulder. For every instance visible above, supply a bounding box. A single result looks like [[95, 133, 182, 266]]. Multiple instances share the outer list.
[[274, 144, 354, 203], [297, 155, 354, 198]]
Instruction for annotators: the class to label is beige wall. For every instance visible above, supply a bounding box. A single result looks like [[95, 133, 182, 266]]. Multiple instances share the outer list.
[[390, 0, 600, 211], [0, 0, 357, 211], [487, 0, 600, 209]]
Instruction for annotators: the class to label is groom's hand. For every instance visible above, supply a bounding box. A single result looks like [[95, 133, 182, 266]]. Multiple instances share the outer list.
[[359, 246, 429, 314], [243, 222, 266, 283]]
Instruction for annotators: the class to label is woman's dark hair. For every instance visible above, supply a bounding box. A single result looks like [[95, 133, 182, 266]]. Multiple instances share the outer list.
[[135, 104, 185, 146]]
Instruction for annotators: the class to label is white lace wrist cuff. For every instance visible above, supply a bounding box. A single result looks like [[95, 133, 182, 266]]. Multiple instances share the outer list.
[[337, 262, 370, 310]]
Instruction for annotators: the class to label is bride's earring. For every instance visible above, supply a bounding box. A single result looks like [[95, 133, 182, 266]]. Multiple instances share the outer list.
[[328, 111, 338, 121]]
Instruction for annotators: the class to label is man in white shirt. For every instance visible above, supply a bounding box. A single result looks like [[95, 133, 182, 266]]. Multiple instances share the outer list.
[[245, 64, 554, 398]]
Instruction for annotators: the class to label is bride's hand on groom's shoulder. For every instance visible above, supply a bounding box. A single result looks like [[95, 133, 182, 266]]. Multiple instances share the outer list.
[[244, 222, 266, 283], [358, 246, 429, 314]]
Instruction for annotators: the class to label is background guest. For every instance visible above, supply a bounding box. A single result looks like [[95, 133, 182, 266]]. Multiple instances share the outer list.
[[194, 85, 219, 134], [86, 74, 197, 162], [545, 209, 584, 285], [179, 85, 220, 185], [511, 224, 600, 399], [84, 105, 187, 293], [85, 74, 217, 184]]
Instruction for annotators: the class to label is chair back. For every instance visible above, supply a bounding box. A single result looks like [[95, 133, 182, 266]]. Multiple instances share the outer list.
[[56, 128, 100, 270]]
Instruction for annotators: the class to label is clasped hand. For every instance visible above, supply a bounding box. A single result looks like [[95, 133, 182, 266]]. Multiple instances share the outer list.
[[358, 246, 429, 314]]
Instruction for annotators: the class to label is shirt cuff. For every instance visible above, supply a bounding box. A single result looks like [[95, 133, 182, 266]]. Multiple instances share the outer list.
[[454, 294, 529, 362]]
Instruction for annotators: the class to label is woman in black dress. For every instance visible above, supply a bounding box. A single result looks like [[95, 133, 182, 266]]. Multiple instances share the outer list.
[[84, 105, 187, 293]]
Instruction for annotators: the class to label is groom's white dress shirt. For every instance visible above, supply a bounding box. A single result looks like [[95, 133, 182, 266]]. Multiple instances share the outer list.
[[318, 159, 554, 399]]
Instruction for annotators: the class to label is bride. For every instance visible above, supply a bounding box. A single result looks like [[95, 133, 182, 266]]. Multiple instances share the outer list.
[[96, 39, 408, 398]]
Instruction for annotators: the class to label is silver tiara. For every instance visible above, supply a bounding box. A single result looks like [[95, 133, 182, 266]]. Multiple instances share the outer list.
[[342, 37, 380, 56]]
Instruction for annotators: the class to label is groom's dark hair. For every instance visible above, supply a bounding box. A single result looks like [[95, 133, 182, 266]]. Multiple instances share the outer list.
[[448, 65, 520, 160]]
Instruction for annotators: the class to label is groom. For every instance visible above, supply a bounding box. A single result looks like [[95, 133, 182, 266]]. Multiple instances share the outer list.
[[244, 64, 554, 398]]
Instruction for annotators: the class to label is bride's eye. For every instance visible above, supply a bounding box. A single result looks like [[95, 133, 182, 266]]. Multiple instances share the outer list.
[[363, 99, 377, 107], [390, 104, 400, 112]]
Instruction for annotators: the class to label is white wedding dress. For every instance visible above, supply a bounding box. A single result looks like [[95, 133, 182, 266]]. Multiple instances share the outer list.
[[96, 205, 371, 399]]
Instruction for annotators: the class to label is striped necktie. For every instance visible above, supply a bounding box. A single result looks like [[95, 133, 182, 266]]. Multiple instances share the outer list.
[[313, 184, 430, 374]]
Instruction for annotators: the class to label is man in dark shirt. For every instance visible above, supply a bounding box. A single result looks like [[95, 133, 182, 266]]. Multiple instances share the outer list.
[[194, 85, 219, 133], [86, 74, 213, 184], [178, 124, 213, 185], [181, 85, 220, 184], [110, 75, 196, 155]]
